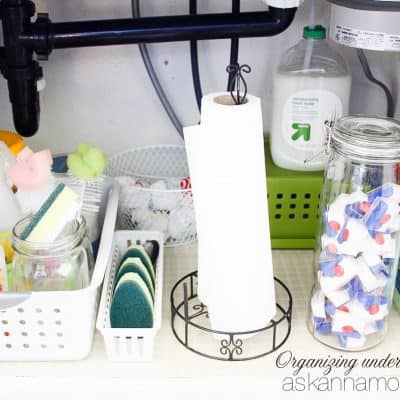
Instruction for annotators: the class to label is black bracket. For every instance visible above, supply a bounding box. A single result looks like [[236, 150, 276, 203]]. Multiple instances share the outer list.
[[0, 47, 5, 76], [33, 13, 52, 61]]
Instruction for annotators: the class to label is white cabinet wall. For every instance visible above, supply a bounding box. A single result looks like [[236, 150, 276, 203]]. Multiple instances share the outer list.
[[0, 0, 397, 153]]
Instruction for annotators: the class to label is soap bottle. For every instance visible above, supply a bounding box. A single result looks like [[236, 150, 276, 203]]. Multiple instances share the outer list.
[[270, 25, 351, 171], [0, 142, 22, 232]]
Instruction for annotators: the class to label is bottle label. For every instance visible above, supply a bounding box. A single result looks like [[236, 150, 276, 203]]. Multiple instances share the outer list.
[[283, 90, 343, 151], [332, 25, 400, 52]]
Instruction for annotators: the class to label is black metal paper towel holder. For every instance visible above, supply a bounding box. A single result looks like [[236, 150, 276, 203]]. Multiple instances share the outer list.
[[170, 271, 293, 361]]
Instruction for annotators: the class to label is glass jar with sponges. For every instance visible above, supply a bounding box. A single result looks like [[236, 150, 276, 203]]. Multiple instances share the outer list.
[[9, 216, 94, 291], [309, 116, 400, 351]]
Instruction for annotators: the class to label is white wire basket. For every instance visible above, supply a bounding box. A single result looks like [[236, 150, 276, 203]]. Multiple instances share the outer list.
[[97, 230, 164, 362], [0, 178, 119, 361], [106, 145, 197, 247]]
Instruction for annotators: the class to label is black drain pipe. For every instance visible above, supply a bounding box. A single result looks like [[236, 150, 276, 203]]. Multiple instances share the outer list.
[[0, 0, 297, 137]]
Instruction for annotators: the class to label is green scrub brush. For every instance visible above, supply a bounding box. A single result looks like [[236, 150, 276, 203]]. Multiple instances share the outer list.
[[65, 143, 108, 243]]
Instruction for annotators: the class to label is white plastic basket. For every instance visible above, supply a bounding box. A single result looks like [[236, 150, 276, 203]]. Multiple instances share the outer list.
[[96, 230, 164, 362], [106, 145, 197, 247], [0, 178, 119, 361]]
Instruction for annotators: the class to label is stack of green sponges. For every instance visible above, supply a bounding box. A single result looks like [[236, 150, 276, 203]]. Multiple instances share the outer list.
[[110, 244, 157, 328]]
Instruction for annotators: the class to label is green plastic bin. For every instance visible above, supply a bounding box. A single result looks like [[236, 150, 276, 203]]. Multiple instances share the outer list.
[[265, 139, 324, 249], [394, 290, 400, 313]]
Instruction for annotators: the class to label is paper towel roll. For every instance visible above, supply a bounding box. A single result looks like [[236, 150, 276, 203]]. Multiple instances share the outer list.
[[184, 92, 276, 334], [184, 125, 214, 305], [201, 92, 263, 130]]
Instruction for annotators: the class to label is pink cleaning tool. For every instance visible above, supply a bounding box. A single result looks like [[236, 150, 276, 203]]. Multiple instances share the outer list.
[[6, 146, 53, 190]]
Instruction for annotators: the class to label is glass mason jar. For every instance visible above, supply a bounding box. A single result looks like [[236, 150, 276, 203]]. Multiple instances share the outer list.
[[10, 216, 94, 292], [308, 115, 400, 351]]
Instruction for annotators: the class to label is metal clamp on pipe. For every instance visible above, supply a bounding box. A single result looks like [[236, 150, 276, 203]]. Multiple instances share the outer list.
[[0, 0, 298, 137]]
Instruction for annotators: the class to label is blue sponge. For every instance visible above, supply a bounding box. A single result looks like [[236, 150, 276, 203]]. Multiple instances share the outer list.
[[110, 272, 154, 328]]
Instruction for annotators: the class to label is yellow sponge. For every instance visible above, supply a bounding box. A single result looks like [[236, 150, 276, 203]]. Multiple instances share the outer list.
[[20, 183, 79, 243]]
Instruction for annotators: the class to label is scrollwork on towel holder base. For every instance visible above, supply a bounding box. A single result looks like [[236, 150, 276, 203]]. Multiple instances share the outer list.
[[170, 271, 293, 361]]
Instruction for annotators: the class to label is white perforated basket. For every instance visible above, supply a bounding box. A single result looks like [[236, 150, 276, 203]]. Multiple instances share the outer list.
[[106, 145, 197, 247], [0, 178, 119, 361], [97, 230, 164, 362]]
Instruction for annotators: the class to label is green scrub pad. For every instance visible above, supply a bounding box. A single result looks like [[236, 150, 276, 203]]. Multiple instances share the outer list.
[[120, 245, 155, 286], [115, 257, 154, 300], [110, 272, 154, 328]]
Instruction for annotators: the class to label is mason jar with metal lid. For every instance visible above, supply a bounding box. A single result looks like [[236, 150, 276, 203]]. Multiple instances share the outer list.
[[308, 115, 400, 351]]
